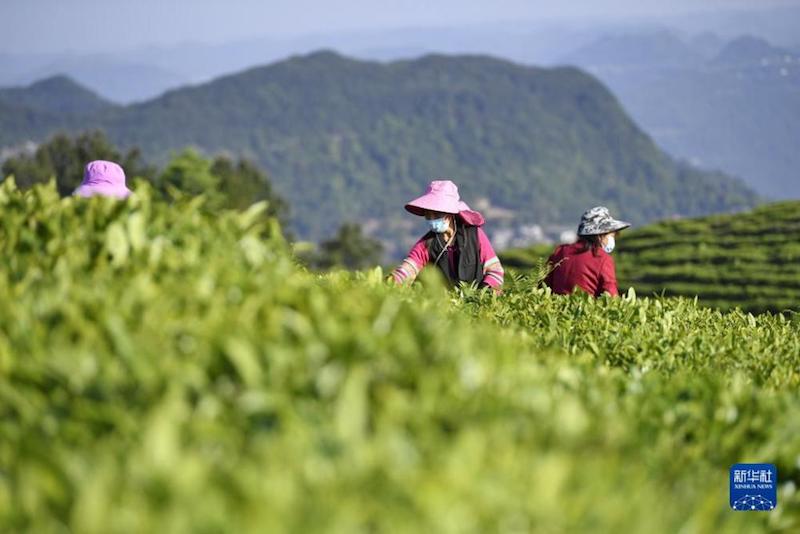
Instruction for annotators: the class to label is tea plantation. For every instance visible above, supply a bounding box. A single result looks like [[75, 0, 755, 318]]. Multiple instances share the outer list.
[[500, 201, 800, 314], [0, 181, 798, 533]]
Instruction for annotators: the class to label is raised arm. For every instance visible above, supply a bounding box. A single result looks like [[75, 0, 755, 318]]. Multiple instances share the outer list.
[[391, 238, 430, 284]]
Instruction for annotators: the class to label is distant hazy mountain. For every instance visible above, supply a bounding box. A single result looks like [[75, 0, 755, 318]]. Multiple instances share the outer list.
[[33, 58, 189, 104], [0, 54, 189, 104], [665, 5, 800, 49], [565, 33, 800, 199], [562, 31, 705, 69], [711, 35, 796, 67], [0, 76, 114, 115], [0, 23, 614, 102], [0, 52, 758, 247], [3, 2, 798, 103], [0, 76, 116, 146]]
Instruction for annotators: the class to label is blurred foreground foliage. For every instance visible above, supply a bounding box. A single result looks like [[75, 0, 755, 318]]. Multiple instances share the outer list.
[[0, 181, 797, 533]]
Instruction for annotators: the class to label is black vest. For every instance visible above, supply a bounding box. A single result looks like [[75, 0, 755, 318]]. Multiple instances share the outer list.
[[425, 225, 483, 286]]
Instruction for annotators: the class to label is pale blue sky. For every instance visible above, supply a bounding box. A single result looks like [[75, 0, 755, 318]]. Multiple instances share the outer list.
[[2, 0, 797, 54]]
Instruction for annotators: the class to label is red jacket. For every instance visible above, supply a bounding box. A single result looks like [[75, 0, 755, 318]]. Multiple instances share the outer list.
[[545, 242, 619, 297]]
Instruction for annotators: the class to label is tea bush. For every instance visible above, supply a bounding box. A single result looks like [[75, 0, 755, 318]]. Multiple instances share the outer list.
[[0, 181, 797, 533]]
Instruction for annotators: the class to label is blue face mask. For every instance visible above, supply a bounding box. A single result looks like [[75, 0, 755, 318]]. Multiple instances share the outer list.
[[427, 217, 449, 234], [603, 235, 616, 254]]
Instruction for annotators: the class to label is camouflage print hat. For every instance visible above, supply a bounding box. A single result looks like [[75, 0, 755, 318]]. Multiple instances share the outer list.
[[577, 206, 631, 236]]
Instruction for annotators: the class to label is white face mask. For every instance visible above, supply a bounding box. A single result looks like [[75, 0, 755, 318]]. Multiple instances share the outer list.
[[427, 217, 450, 234], [603, 235, 616, 254]]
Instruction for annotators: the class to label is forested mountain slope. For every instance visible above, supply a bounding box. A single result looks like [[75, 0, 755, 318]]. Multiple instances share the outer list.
[[0, 52, 759, 246]]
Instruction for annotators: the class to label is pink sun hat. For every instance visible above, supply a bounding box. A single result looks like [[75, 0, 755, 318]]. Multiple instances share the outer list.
[[74, 160, 132, 199], [405, 180, 463, 216]]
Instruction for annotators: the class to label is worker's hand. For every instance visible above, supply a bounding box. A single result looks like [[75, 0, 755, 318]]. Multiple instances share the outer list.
[[479, 282, 503, 295]]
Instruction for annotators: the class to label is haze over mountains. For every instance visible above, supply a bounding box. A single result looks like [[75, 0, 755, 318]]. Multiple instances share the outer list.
[[2, 3, 798, 103], [564, 31, 800, 199], [1, 3, 795, 208], [0, 52, 758, 252], [0, 26, 605, 103]]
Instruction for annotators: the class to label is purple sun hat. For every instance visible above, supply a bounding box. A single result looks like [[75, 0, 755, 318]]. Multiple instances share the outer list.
[[404, 180, 462, 216], [74, 160, 132, 199]]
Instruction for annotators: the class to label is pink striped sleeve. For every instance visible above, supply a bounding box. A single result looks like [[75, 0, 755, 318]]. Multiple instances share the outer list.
[[392, 237, 430, 284], [477, 228, 504, 289]]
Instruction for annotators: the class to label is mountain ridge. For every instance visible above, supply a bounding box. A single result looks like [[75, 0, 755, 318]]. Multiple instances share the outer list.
[[0, 75, 115, 115], [0, 51, 759, 248]]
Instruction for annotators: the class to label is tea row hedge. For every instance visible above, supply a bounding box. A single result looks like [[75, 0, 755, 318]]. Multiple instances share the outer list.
[[0, 181, 798, 533]]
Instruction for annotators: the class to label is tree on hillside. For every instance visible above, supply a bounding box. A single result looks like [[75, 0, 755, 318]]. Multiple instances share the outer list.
[[156, 148, 223, 204], [1, 130, 154, 195], [316, 223, 384, 270], [210, 156, 290, 226], [1, 132, 291, 231], [156, 149, 290, 227]]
